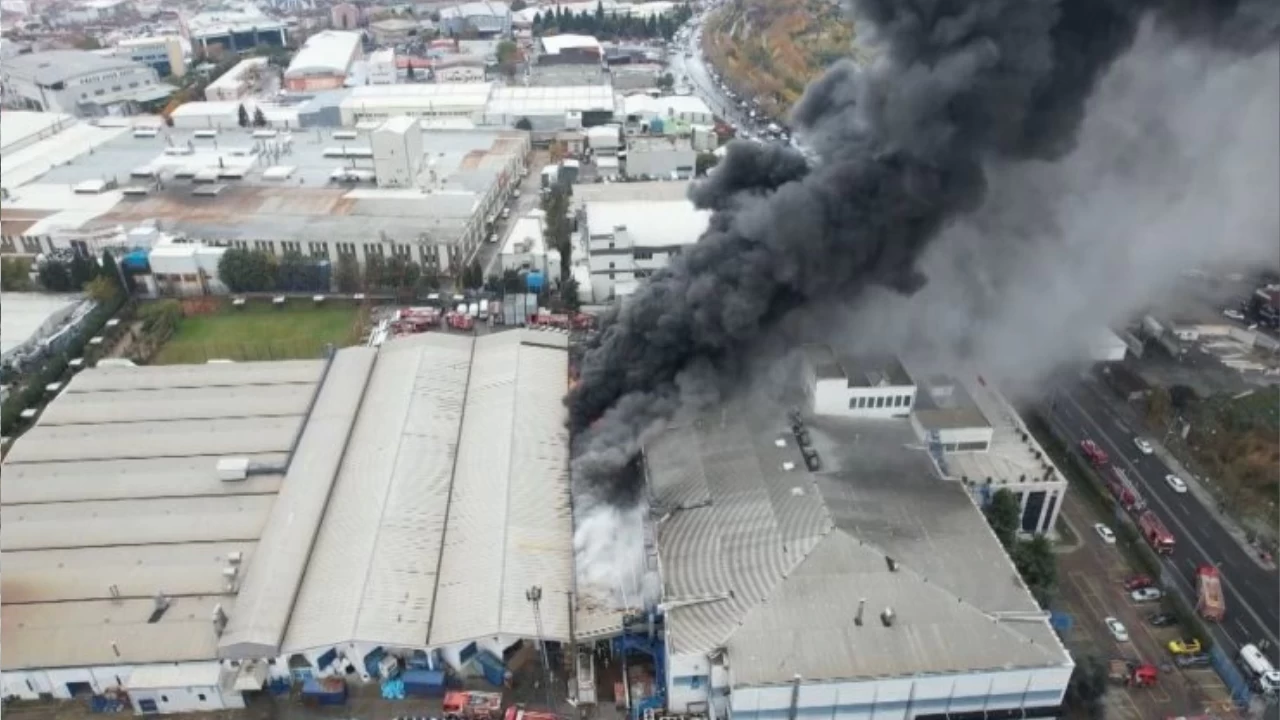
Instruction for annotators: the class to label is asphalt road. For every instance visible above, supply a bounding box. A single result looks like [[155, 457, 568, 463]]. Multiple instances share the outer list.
[[667, 18, 754, 130], [1045, 379, 1279, 662]]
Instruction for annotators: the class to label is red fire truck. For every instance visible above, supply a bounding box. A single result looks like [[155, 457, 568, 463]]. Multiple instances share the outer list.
[[1080, 439, 1110, 467], [1137, 510, 1176, 554], [1195, 564, 1225, 622], [1105, 467, 1145, 511]]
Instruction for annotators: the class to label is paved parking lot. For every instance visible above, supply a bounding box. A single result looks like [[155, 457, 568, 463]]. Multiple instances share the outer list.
[[1057, 489, 1240, 719]]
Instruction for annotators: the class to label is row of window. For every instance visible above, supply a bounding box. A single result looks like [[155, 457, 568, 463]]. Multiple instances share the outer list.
[[942, 441, 990, 452], [1, 235, 46, 254], [233, 239, 446, 266], [850, 394, 912, 410]]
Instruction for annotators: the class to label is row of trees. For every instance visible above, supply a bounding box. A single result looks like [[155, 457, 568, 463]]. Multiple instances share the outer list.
[[237, 103, 271, 129], [12, 251, 126, 305], [531, 1, 694, 41], [217, 248, 478, 296], [540, 185, 581, 310]]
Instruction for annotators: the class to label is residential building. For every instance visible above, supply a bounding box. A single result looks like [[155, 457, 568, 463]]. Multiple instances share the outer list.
[[624, 135, 695, 179], [284, 31, 362, 92], [0, 50, 169, 116], [113, 36, 187, 78], [438, 1, 512, 37], [574, 181, 709, 300], [330, 1, 361, 30]]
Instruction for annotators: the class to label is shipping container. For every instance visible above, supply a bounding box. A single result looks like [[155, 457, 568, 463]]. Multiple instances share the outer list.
[[402, 669, 447, 698], [471, 650, 508, 688]]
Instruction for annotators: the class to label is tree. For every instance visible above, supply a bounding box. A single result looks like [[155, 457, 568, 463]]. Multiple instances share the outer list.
[[217, 248, 276, 292], [695, 151, 719, 176], [1145, 386, 1172, 427], [275, 252, 319, 291], [253, 107, 268, 127], [511, 0, 527, 10], [496, 40, 520, 78], [502, 268, 525, 293], [542, 185, 574, 282], [100, 250, 125, 294], [84, 275, 120, 305], [363, 253, 387, 291], [657, 72, 675, 90], [335, 254, 361, 293], [406, 63, 417, 81], [985, 488, 1021, 549], [237, 103, 250, 128], [560, 276, 581, 310], [385, 256, 422, 293], [1011, 535, 1058, 607], [1065, 654, 1109, 719], [461, 260, 484, 289], [37, 258, 74, 292], [1, 256, 33, 291], [515, 116, 533, 131]]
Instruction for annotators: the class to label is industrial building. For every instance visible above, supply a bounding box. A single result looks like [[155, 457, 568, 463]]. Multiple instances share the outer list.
[[573, 181, 709, 300], [622, 94, 713, 127], [203, 57, 271, 102], [182, 7, 288, 56], [624, 136, 696, 180], [112, 36, 187, 78], [367, 48, 398, 85], [0, 119, 528, 277], [598, 349, 1074, 720], [538, 34, 604, 65], [484, 84, 617, 130], [1, 330, 574, 709], [0, 50, 170, 116], [499, 211, 551, 278], [284, 31, 363, 92], [438, 1, 512, 37], [340, 83, 495, 125]]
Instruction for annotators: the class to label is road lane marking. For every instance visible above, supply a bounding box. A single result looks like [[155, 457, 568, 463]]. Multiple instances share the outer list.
[[1059, 390, 1280, 650]]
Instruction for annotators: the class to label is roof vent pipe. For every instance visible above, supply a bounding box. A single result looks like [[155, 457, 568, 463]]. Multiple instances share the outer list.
[[881, 607, 896, 627], [854, 598, 866, 627]]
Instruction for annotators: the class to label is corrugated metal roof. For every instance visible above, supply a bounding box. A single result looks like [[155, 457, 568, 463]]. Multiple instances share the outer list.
[[1, 596, 235, 670], [0, 495, 273, 551], [4, 416, 300, 464], [281, 335, 469, 654], [38, 383, 315, 426], [218, 348, 376, 659], [0, 455, 284, 504], [63, 359, 324, 393], [430, 332, 572, 645], [3, 542, 255, 604]]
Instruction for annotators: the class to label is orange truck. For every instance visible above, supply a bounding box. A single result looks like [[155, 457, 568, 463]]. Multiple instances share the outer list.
[[1195, 564, 1226, 622], [443, 691, 502, 720]]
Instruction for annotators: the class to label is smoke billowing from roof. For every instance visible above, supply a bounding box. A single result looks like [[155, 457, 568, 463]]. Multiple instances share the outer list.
[[567, 0, 1279, 525]]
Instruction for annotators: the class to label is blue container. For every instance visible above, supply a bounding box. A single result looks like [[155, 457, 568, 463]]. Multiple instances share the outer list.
[[401, 669, 447, 698], [364, 647, 386, 678], [472, 650, 507, 688], [302, 678, 348, 706], [526, 271, 544, 293]]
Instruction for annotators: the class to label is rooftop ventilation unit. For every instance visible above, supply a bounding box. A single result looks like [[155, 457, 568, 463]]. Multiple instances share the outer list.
[[227, 551, 243, 565], [880, 607, 896, 627], [252, 129, 278, 138], [163, 145, 195, 156], [332, 130, 359, 140], [121, 186, 151, 197], [132, 127, 159, 138], [191, 184, 227, 196], [193, 129, 218, 139], [73, 179, 107, 194], [217, 457, 249, 481]]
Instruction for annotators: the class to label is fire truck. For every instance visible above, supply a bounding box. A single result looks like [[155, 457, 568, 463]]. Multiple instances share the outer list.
[[1137, 510, 1176, 554], [1195, 564, 1225, 622], [1080, 439, 1110, 467], [1105, 467, 1145, 512]]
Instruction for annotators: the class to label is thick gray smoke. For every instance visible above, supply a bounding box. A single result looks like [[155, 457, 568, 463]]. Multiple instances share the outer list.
[[566, 0, 1280, 601]]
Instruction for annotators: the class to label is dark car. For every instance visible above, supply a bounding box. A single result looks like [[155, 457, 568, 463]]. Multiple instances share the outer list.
[[1175, 653, 1211, 668], [1147, 612, 1178, 627]]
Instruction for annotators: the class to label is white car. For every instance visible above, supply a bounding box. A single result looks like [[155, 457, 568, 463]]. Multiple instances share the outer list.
[[1131, 587, 1164, 602], [1134, 437, 1154, 455], [1165, 474, 1188, 493], [1095, 523, 1117, 544], [1223, 308, 1246, 321], [1105, 616, 1130, 642]]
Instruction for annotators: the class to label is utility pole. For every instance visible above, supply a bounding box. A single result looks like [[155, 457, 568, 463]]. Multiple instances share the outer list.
[[527, 585, 554, 710]]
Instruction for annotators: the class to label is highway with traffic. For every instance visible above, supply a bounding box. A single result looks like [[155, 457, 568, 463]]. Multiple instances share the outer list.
[[1045, 377, 1279, 664]]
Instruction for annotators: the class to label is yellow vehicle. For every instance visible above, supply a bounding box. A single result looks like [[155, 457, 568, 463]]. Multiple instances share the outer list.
[[1168, 638, 1203, 655]]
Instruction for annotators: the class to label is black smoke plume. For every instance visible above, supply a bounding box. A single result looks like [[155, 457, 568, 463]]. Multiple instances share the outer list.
[[568, 0, 1279, 511]]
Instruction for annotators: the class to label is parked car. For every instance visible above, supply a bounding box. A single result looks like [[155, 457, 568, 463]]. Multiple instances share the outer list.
[[1147, 612, 1178, 627], [1223, 308, 1246, 321], [1095, 523, 1117, 544], [1174, 653, 1212, 668], [1124, 574, 1155, 591], [1168, 639, 1203, 655], [1134, 437, 1155, 455], [1105, 617, 1130, 643], [1165, 474, 1188, 493], [1131, 587, 1164, 602]]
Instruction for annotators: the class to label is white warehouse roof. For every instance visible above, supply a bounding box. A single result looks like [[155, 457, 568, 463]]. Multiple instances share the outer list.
[[286, 30, 361, 77], [487, 84, 616, 116], [540, 33, 602, 55], [623, 94, 712, 118], [344, 82, 494, 113], [280, 330, 573, 654]]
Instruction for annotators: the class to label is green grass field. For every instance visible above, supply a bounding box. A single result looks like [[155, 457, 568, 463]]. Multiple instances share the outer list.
[[151, 302, 363, 365]]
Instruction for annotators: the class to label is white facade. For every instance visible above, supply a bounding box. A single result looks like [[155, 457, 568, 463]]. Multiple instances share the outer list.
[[127, 663, 246, 715], [578, 189, 709, 300], [371, 116, 424, 188], [340, 83, 493, 126], [168, 101, 246, 129], [1, 51, 166, 116], [499, 212, 548, 277], [367, 48, 398, 85], [148, 237, 228, 296], [623, 94, 713, 126], [805, 360, 918, 420], [284, 31, 362, 91], [204, 57, 270, 102], [435, 64, 487, 83], [586, 124, 621, 152], [114, 36, 187, 78], [625, 137, 696, 179]]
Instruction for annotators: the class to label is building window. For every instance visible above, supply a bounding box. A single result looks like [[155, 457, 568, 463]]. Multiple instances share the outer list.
[[281, 241, 301, 254], [363, 243, 384, 258], [875, 396, 885, 408], [393, 243, 412, 258], [232, 240, 249, 250], [608, 261, 615, 269], [254, 240, 276, 255], [634, 250, 653, 260], [896, 395, 907, 407], [182, 274, 198, 282], [160, 696, 169, 703], [21, 236, 42, 253], [309, 242, 330, 259], [198, 694, 207, 702], [956, 441, 989, 452]]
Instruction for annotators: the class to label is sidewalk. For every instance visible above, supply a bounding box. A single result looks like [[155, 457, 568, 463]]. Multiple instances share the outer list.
[[1079, 376, 1276, 572]]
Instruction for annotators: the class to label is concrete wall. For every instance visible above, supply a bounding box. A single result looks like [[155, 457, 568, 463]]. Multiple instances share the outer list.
[[810, 379, 917, 420], [129, 684, 245, 714]]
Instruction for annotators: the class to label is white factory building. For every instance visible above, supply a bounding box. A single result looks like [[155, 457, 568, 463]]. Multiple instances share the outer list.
[[0, 115, 528, 277], [622, 94, 714, 126], [182, 7, 289, 56], [340, 83, 495, 125], [203, 57, 270, 102], [283, 31, 362, 92], [499, 211, 551, 278], [1, 331, 574, 710], [802, 345, 1069, 536], [614, 348, 1074, 720], [573, 182, 710, 301], [0, 50, 171, 116], [625, 135, 697, 179]]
